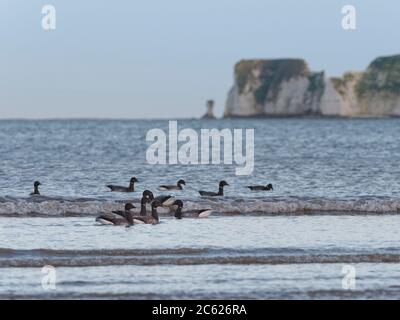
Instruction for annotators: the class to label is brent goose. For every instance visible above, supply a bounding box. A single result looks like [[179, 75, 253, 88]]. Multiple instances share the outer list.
[[107, 177, 138, 192], [172, 200, 212, 219], [247, 184, 273, 191], [199, 181, 229, 197], [158, 179, 186, 191], [30, 181, 41, 196], [130, 200, 162, 225], [96, 203, 135, 226]]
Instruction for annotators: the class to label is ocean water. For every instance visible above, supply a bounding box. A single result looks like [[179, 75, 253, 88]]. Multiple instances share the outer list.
[[0, 118, 400, 299]]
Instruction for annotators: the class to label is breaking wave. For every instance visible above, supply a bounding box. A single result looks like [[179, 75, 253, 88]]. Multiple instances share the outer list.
[[1, 247, 399, 268], [1, 195, 400, 217]]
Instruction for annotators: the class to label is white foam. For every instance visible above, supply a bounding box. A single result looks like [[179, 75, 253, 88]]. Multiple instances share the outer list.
[[1, 196, 399, 216]]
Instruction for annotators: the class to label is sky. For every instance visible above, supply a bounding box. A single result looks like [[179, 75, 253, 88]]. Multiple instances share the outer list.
[[0, 0, 399, 119]]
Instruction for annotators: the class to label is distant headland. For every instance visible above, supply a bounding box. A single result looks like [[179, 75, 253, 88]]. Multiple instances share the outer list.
[[223, 54, 400, 117]]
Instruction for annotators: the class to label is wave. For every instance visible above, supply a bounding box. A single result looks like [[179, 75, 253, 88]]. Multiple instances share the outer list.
[[1, 195, 400, 216], [1, 247, 399, 268], [2, 288, 400, 300]]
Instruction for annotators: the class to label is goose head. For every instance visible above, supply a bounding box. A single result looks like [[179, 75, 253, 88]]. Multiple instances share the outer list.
[[125, 203, 135, 211], [143, 190, 154, 202], [177, 179, 186, 186], [130, 177, 139, 184], [219, 180, 229, 187]]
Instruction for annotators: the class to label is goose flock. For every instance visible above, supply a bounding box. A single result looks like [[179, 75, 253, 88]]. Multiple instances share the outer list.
[[29, 177, 274, 227]]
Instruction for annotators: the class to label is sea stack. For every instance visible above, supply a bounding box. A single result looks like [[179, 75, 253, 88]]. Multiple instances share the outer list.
[[202, 100, 216, 119]]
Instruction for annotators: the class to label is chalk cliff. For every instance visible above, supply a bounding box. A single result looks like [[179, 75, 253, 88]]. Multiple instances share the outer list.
[[224, 55, 400, 117]]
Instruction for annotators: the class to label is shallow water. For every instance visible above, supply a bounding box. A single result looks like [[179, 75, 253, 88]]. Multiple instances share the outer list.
[[1, 118, 400, 216], [2, 263, 400, 300], [1, 118, 400, 201], [0, 215, 400, 299], [1, 216, 400, 252], [1, 119, 400, 299]]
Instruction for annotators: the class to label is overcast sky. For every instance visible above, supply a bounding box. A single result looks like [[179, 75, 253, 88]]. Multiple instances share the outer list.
[[0, 0, 399, 118]]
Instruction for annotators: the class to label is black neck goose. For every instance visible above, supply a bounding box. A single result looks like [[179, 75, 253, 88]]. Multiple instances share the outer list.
[[96, 203, 136, 226], [30, 181, 41, 196], [131, 200, 161, 225], [107, 177, 138, 192], [173, 200, 184, 219], [158, 179, 186, 191], [140, 190, 154, 216], [172, 200, 213, 219], [247, 184, 273, 191], [199, 181, 229, 197], [110, 191, 155, 225]]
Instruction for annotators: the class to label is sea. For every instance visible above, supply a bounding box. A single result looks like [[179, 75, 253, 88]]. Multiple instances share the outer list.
[[0, 118, 400, 299]]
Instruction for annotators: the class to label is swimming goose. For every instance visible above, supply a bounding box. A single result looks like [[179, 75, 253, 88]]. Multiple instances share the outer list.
[[130, 200, 162, 225], [140, 190, 154, 216], [106, 177, 138, 192], [173, 200, 184, 219], [199, 181, 229, 197], [112, 190, 154, 225], [96, 203, 135, 226], [172, 200, 212, 219], [158, 179, 186, 191], [154, 195, 175, 207], [247, 184, 273, 191], [112, 203, 136, 225], [30, 181, 41, 196]]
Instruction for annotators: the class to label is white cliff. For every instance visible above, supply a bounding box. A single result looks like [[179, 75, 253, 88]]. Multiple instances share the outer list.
[[224, 55, 400, 117]]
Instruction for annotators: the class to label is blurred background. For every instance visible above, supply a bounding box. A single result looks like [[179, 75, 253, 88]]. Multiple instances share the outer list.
[[0, 0, 399, 119]]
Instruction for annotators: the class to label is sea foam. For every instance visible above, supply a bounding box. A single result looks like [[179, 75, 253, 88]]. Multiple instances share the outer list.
[[0, 196, 399, 216]]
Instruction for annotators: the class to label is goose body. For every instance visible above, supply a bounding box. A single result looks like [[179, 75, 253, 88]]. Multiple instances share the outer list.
[[130, 200, 161, 225], [197, 209, 213, 218], [199, 181, 229, 197], [96, 215, 130, 226], [107, 177, 138, 192], [154, 195, 175, 207], [172, 200, 213, 219], [198, 191, 218, 197], [158, 179, 186, 191], [96, 203, 135, 226], [247, 184, 273, 191], [109, 191, 154, 225], [134, 190, 154, 222], [95, 217, 117, 226]]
